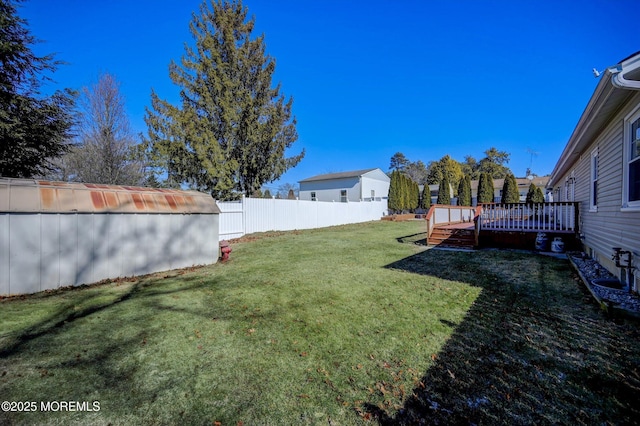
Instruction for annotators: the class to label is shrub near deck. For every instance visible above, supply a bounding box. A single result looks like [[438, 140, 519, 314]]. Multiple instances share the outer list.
[[1, 221, 639, 425]]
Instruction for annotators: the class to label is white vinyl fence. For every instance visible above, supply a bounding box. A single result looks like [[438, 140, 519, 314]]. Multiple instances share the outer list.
[[218, 197, 388, 240]]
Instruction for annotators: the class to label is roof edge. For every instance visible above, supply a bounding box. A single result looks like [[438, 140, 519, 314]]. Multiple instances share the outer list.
[[549, 51, 640, 188], [298, 168, 382, 183]]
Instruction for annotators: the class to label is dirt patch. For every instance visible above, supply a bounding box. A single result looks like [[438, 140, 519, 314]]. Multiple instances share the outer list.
[[382, 214, 424, 222], [228, 230, 302, 244]]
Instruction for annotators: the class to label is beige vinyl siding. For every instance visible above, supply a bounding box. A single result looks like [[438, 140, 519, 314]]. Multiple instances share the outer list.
[[564, 92, 640, 276]]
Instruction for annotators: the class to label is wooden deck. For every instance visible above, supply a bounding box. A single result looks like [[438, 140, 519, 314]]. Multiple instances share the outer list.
[[437, 222, 475, 230], [478, 202, 578, 233], [481, 219, 576, 233], [425, 203, 579, 249]]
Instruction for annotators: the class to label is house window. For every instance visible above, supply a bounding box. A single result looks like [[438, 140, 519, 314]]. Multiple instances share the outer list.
[[590, 148, 598, 211], [371, 190, 375, 200], [311, 192, 317, 201], [340, 190, 347, 202], [626, 111, 640, 205], [623, 106, 640, 208]]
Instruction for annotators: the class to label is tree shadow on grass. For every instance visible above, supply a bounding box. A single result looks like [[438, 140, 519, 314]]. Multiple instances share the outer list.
[[0, 270, 231, 424], [395, 232, 428, 246], [368, 249, 640, 425], [0, 272, 215, 359]]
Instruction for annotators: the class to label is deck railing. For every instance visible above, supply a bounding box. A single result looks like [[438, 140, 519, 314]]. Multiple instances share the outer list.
[[477, 202, 579, 233], [425, 204, 478, 239]]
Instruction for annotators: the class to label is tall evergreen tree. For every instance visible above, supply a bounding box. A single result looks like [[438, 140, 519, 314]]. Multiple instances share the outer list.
[[501, 173, 520, 203], [421, 184, 431, 210], [409, 179, 419, 212], [437, 174, 451, 205], [526, 182, 545, 204], [0, 0, 75, 178], [388, 170, 401, 212], [457, 174, 472, 206], [399, 173, 409, 211], [145, 0, 304, 199], [477, 172, 495, 204]]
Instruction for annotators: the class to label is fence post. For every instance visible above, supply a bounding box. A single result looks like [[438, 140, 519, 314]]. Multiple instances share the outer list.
[[242, 195, 247, 237]]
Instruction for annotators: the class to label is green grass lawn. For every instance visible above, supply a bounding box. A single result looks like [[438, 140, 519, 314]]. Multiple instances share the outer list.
[[1, 221, 639, 425]]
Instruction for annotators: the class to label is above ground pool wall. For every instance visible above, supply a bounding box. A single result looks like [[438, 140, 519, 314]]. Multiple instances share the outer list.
[[0, 178, 220, 296], [0, 212, 218, 295]]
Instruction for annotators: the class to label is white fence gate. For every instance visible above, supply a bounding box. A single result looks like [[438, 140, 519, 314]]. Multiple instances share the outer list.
[[217, 197, 388, 240]]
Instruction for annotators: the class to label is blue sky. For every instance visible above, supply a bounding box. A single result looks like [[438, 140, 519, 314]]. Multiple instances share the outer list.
[[22, 0, 639, 191]]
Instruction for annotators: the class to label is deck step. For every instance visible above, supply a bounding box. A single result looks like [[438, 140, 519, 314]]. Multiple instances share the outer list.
[[428, 227, 475, 249]]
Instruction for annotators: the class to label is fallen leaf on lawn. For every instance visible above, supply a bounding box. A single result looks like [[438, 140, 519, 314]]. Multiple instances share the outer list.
[[379, 384, 387, 394], [448, 369, 455, 379]]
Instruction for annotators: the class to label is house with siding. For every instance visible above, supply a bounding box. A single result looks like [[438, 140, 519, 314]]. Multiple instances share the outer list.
[[548, 51, 640, 291], [298, 168, 390, 202]]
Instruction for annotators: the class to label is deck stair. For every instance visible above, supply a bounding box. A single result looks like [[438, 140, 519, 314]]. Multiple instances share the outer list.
[[428, 226, 475, 249]]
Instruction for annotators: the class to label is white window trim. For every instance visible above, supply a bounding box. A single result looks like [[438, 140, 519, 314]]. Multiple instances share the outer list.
[[622, 104, 640, 211], [590, 147, 598, 212]]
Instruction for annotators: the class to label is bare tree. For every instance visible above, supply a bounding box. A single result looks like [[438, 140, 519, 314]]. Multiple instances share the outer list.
[[404, 160, 428, 184], [66, 73, 144, 185], [278, 182, 299, 199]]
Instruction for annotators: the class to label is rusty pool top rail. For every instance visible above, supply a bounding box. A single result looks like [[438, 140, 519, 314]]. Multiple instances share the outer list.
[[0, 178, 220, 214]]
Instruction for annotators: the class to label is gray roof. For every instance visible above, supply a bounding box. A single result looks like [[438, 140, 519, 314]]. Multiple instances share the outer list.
[[299, 168, 379, 183]]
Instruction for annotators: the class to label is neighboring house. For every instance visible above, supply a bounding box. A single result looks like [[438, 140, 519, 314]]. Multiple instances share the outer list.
[[298, 168, 390, 202], [548, 51, 640, 291]]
